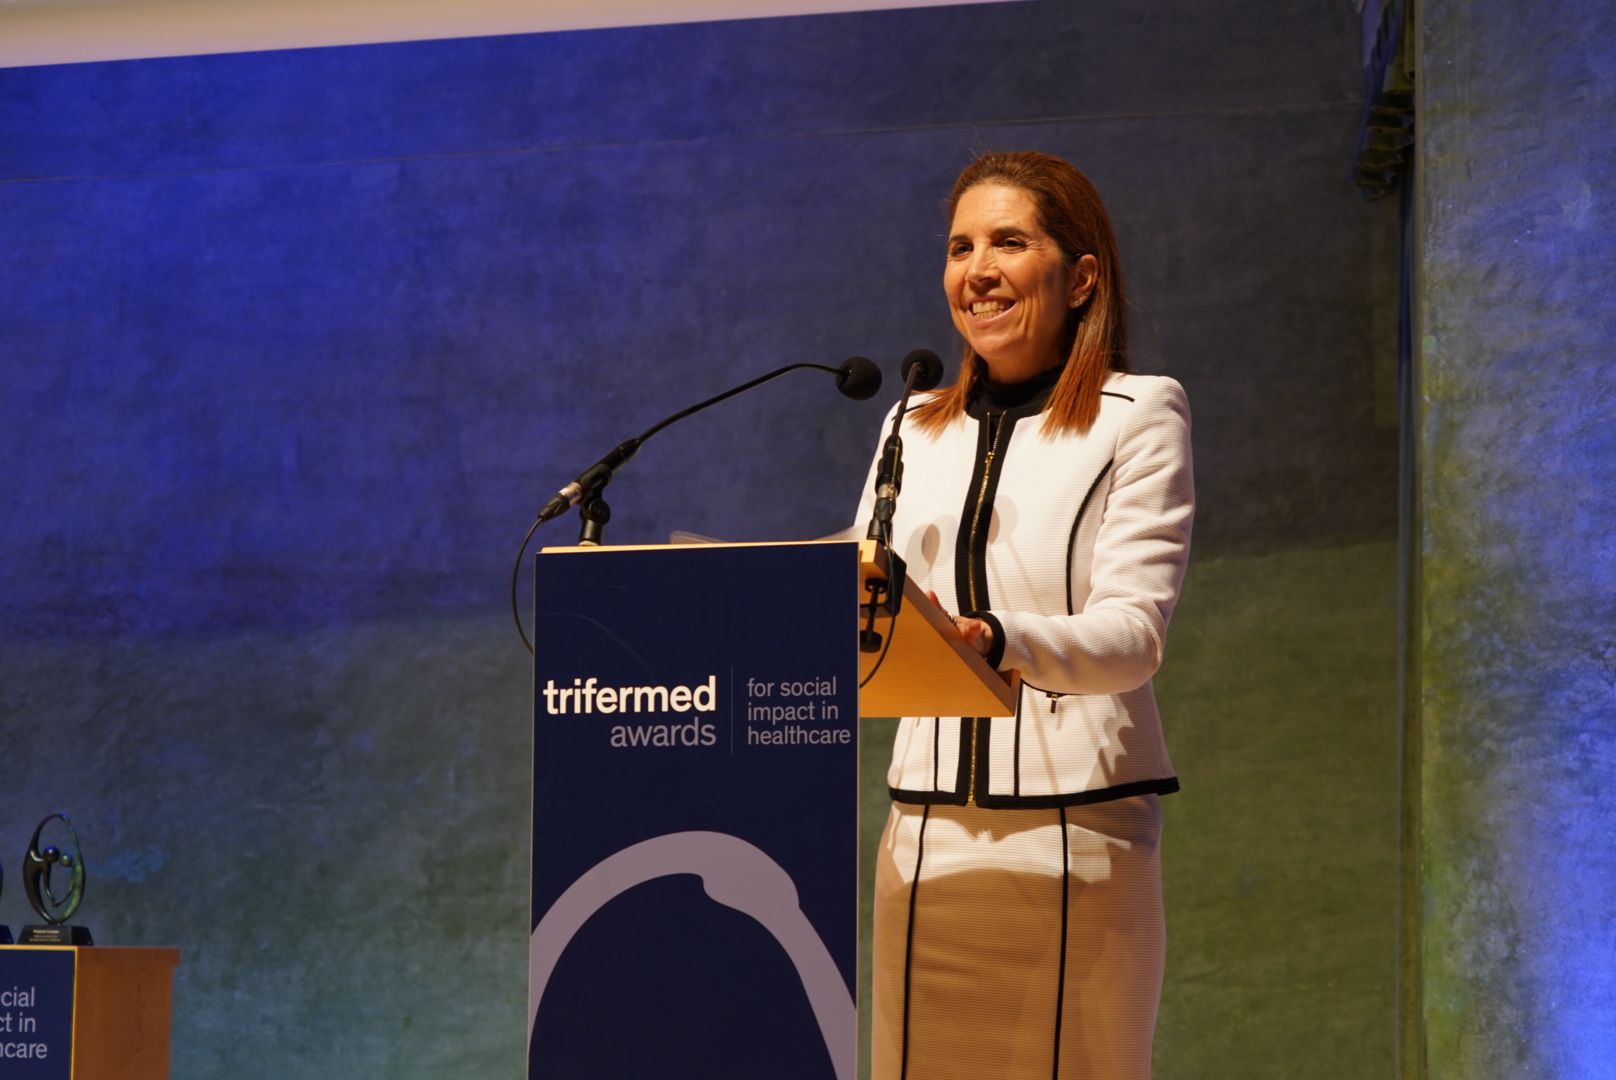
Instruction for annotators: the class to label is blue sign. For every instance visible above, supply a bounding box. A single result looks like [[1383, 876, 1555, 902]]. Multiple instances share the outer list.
[[0, 948, 75, 1080], [529, 542, 860, 1080]]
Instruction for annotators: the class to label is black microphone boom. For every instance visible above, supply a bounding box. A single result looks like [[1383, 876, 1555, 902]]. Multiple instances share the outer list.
[[515, 353, 885, 651], [867, 348, 944, 544], [535, 356, 882, 525], [858, 347, 943, 655]]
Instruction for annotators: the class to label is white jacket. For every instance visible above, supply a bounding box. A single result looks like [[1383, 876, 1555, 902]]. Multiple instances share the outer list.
[[855, 371, 1194, 807]]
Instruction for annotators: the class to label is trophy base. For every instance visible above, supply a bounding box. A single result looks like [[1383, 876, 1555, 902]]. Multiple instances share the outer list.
[[19, 924, 94, 946], [0, 925, 12, 945]]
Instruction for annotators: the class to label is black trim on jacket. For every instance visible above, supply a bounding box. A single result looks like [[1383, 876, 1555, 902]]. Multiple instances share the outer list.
[[952, 718, 972, 798], [1063, 460, 1113, 617], [966, 611, 1006, 670], [889, 775, 1179, 809]]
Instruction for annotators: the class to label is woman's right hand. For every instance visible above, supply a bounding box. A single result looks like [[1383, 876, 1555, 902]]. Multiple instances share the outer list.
[[928, 590, 994, 658]]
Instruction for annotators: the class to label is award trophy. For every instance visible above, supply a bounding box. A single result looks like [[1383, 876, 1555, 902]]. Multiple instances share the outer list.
[[19, 813, 94, 946]]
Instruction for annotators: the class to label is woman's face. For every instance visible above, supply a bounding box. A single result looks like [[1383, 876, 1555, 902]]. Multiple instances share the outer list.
[[943, 182, 1093, 382]]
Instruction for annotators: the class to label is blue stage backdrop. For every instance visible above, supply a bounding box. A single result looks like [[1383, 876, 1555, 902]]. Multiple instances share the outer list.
[[0, 4, 1403, 1078]]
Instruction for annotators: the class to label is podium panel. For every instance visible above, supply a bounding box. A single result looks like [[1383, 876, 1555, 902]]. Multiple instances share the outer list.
[[0, 946, 179, 1080], [529, 541, 859, 1080]]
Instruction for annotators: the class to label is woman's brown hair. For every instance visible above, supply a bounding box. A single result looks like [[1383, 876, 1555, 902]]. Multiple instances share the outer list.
[[911, 150, 1130, 435]]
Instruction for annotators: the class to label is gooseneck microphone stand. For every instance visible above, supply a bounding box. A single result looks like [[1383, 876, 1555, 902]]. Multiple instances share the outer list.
[[860, 349, 943, 654], [536, 357, 881, 546], [512, 356, 883, 652]]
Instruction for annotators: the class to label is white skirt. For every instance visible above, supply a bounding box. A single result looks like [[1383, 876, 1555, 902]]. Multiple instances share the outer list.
[[870, 796, 1164, 1080]]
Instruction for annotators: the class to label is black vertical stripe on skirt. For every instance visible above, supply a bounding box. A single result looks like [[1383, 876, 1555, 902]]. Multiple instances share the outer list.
[[1052, 805, 1070, 1079], [899, 802, 932, 1080]]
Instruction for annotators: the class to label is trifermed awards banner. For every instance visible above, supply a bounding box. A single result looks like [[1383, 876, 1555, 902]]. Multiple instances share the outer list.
[[529, 541, 859, 1080], [0, 948, 75, 1079]]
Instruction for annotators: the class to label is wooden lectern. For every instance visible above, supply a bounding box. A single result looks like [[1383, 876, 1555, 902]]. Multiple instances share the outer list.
[[0, 945, 180, 1080], [854, 538, 1018, 718]]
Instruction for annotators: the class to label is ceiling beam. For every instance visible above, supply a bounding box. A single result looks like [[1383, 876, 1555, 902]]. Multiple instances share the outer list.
[[0, 0, 1000, 68]]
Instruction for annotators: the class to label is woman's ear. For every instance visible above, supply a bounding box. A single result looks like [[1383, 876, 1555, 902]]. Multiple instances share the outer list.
[[1069, 253, 1099, 307]]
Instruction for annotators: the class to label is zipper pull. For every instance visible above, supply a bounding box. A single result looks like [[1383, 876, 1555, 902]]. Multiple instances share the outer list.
[[1047, 692, 1062, 715]]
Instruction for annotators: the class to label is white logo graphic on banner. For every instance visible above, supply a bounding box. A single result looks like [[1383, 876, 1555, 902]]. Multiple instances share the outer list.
[[528, 831, 853, 1080]]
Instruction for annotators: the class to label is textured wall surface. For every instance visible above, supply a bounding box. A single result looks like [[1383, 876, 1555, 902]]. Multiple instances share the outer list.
[[1418, 2, 1616, 1076], [0, 4, 1398, 1077], [1154, 542, 1401, 1075]]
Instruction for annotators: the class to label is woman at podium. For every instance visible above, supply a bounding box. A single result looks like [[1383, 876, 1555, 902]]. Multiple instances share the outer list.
[[856, 150, 1194, 1080]]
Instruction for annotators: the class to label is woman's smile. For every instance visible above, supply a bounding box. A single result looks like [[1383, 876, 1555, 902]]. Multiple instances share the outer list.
[[967, 298, 1016, 323]]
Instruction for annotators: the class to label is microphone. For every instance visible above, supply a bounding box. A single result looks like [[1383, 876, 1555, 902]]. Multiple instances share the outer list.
[[901, 348, 943, 392], [867, 349, 944, 543], [535, 439, 640, 525], [535, 356, 883, 525], [836, 355, 883, 400]]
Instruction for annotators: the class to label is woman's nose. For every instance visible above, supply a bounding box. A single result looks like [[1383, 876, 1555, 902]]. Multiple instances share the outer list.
[[966, 248, 998, 283]]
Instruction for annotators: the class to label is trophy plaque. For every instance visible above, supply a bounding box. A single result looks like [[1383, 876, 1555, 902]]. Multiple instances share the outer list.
[[19, 814, 94, 946]]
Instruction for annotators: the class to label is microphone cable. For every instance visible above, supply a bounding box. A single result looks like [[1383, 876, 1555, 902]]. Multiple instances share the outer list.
[[857, 605, 897, 690]]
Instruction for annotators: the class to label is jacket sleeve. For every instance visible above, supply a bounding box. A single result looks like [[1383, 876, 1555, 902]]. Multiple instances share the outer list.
[[991, 377, 1195, 694]]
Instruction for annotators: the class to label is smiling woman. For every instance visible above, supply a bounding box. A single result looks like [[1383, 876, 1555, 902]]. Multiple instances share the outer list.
[[912, 151, 1133, 438], [855, 150, 1194, 1080], [943, 184, 1096, 383]]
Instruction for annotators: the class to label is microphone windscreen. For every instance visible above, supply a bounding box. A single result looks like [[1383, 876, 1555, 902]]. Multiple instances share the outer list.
[[836, 356, 883, 400], [901, 348, 944, 391]]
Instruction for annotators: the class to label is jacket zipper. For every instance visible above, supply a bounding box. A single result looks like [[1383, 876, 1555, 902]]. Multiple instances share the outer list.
[[964, 412, 1007, 804]]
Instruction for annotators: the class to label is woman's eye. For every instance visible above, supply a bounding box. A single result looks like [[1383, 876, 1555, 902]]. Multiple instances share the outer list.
[[999, 236, 1026, 250], [948, 242, 971, 258]]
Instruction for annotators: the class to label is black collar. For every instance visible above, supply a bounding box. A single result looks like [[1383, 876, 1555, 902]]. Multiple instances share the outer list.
[[966, 365, 1063, 419]]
